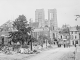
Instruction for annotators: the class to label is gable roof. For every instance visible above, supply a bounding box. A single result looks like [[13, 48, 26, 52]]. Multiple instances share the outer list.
[[70, 27, 78, 31]]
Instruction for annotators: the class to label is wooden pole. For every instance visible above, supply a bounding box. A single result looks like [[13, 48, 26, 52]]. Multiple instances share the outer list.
[[30, 19, 33, 51]]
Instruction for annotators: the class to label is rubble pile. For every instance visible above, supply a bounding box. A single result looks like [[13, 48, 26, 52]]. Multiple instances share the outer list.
[[18, 48, 39, 54], [1, 46, 13, 55], [0, 45, 39, 55]]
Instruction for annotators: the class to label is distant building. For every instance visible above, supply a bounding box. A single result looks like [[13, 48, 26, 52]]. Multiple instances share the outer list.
[[29, 22, 39, 29], [32, 9, 58, 41], [35, 9, 45, 27], [69, 26, 80, 45], [29, 21, 48, 40], [48, 9, 57, 30], [58, 30, 70, 40], [32, 28, 44, 39], [48, 9, 58, 40], [44, 19, 49, 27]]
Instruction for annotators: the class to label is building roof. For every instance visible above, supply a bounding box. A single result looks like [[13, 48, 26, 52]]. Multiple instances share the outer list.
[[69, 26, 78, 31]]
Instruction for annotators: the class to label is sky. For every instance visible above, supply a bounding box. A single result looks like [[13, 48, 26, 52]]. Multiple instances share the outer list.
[[0, 0, 80, 27]]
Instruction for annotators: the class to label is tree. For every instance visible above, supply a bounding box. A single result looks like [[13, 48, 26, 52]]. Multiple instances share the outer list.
[[9, 31, 23, 43], [9, 15, 31, 45], [13, 15, 28, 31], [27, 36, 38, 45], [0, 20, 13, 32], [62, 24, 70, 33], [38, 35, 45, 47], [38, 34, 51, 48]]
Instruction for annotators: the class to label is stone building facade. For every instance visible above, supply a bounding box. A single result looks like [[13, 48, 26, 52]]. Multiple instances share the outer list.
[[70, 26, 80, 45], [32, 9, 58, 41], [35, 9, 45, 28], [48, 9, 58, 40]]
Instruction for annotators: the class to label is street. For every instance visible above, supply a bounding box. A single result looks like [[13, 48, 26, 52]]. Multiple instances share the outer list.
[[0, 46, 77, 60], [25, 46, 75, 60]]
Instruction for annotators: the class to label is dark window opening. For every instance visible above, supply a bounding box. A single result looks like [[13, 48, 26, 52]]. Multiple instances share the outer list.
[[75, 41, 78, 44], [75, 36, 77, 39], [71, 31, 73, 34], [61, 36, 62, 39]]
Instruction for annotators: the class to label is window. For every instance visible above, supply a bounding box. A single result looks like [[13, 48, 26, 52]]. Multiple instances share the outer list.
[[61, 35, 62, 39], [50, 13, 54, 20], [66, 36, 67, 39], [79, 33, 80, 39], [71, 31, 73, 34], [75, 36, 77, 39], [75, 31, 77, 34], [71, 35, 73, 39], [53, 26, 54, 30], [75, 41, 78, 44]]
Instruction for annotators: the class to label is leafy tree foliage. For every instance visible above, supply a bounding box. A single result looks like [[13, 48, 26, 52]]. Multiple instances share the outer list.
[[9, 15, 31, 45], [13, 15, 28, 31], [61, 24, 70, 33], [27, 36, 38, 45], [0, 20, 13, 32], [38, 35, 51, 47], [62, 28, 69, 33]]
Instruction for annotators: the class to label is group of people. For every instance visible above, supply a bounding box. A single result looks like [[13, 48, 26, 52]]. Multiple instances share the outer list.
[[56, 41, 70, 48]]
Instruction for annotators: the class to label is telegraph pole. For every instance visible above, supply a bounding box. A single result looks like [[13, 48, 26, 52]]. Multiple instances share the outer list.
[[29, 18, 33, 51]]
